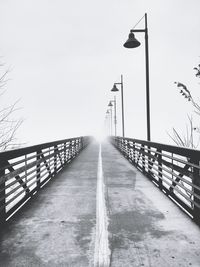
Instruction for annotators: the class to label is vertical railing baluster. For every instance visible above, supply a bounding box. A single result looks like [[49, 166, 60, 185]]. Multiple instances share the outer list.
[[0, 163, 6, 225], [192, 158, 200, 224], [117, 137, 119, 150], [121, 138, 123, 154], [36, 151, 41, 190], [69, 141, 72, 160], [125, 139, 128, 157], [81, 137, 84, 150], [158, 149, 163, 188], [117, 137, 120, 150], [142, 144, 145, 172], [133, 142, 136, 163], [121, 138, 124, 154], [74, 140, 76, 156], [147, 145, 151, 176], [78, 138, 80, 152], [72, 140, 75, 157], [70, 141, 73, 158], [54, 145, 57, 175], [67, 142, 70, 161], [25, 154, 29, 194], [123, 139, 125, 155], [171, 153, 174, 184], [48, 147, 50, 168], [79, 138, 81, 152], [80, 138, 82, 151], [76, 139, 78, 153], [74, 140, 76, 157], [76, 139, 78, 155], [64, 142, 66, 164], [128, 141, 132, 161]]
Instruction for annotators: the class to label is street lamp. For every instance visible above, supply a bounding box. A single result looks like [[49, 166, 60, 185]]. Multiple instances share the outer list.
[[111, 74, 125, 137], [104, 112, 109, 136], [106, 107, 112, 135], [108, 99, 117, 136], [106, 109, 112, 135], [123, 13, 151, 141]]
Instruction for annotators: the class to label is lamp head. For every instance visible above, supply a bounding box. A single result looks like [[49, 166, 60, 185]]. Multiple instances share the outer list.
[[106, 110, 110, 114], [111, 84, 119, 92], [108, 101, 113, 107], [124, 32, 141, 48]]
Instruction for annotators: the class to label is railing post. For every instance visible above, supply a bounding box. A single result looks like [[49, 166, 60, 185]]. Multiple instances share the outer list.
[[121, 138, 124, 154], [78, 139, 80, 152], [147, 145, 151, 177], [68, 141, 71, 160], [74, 140, 76, 155], [128, 142, 132, 160], [120, 138, 123, 153], [64, 142, 66, 164], [54, 145, 57, 175], [0, 164, 6, 225], [71, 141, 73, 158], [117, 137, 120, 149], [192, 158, 200, 224], [73, 140, 75, 157], [36, 151, 41, 190], [76, 139, 79, 155], [133, 142, 136, 163], [124, 139, 128, 157], [157, 149, 163, 189], [142, 144, 145, 172], [116, 137, 119, 149], [81, 137, 84, 150], [74, 140, 76, 156], [80, 138, 83, 151]]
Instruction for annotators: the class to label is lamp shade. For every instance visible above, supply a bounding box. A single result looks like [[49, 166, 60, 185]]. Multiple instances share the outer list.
[[108, 101, 113, 107], [124, 32, 140, 48], [111, 84, 119, 92]]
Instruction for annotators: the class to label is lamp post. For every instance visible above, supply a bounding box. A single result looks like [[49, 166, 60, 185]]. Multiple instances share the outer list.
[[123, 13, 151, 141], [106, 107, 112, 135], [108, 99, 117, 136], [104, 110, 110, 135], [111, 74, 125, 137], [106, 109, 112, 135]]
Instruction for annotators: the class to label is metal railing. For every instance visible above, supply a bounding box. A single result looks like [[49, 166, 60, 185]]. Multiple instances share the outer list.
[[0, 136, 91, 224], [111, 136, 200, 224]]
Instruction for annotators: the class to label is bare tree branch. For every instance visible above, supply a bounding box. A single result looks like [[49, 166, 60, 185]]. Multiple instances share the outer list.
[[0, 66, 23, 151]]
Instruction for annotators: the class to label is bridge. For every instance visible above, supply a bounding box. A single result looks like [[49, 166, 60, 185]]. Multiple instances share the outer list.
[[0, 136, 200, 266]]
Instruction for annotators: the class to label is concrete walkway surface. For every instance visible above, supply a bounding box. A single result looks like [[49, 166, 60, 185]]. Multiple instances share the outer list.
[[0, 140, 200, 266]]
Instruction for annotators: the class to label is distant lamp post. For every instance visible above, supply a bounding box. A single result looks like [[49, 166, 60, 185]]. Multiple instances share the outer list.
[[111, 74, 125, 137], [123, 13, 151, 141], [107, 107, 113, 135], [106, 109, 111, 135], [108, 99, 117, 136]]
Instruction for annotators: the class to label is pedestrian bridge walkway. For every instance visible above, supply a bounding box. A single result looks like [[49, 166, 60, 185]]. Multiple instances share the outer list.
[[0, 139, 200, 266]]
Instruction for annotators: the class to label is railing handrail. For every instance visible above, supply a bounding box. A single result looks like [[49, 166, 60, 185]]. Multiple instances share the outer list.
[[0, 136, 86, 160], [116, 136, 200, 158]]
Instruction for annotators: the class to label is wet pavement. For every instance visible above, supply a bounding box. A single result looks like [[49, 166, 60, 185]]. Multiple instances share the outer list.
[[0, 140, 200, 266]]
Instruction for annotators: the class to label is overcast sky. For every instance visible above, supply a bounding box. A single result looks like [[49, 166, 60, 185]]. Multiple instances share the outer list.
[[0, 0, 199, 145]]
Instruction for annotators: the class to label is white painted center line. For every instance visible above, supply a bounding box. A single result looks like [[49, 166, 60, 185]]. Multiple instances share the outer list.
[[94, 144, 110, 267]]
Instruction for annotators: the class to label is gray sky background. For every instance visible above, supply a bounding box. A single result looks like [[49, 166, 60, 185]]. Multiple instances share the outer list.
[[0, 0, 199, 145]]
